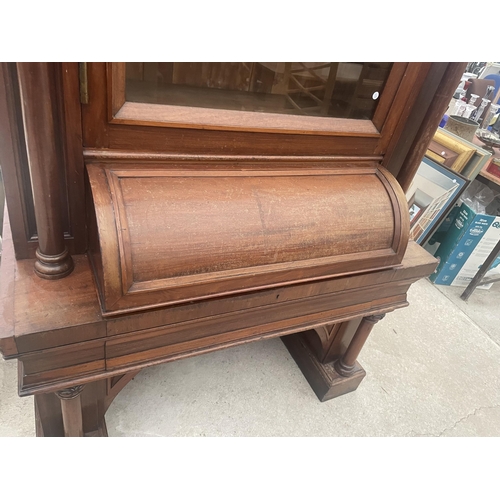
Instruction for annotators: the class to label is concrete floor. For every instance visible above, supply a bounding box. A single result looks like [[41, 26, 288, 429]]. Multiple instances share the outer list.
[[1, 277, 499, 437]]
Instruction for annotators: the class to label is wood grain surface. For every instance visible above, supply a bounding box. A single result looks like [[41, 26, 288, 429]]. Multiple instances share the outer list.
[[87, 162, 409, 315], [0, 223, 436, 396], [0, 60, 449, 436]]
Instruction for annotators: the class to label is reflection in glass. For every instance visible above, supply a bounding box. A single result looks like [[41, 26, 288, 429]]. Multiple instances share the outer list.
[[125, 62, 392, 120]]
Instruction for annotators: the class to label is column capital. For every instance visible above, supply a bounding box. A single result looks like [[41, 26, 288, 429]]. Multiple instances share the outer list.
[[56, 385, 85, 400], [364, 313, 386, 324]]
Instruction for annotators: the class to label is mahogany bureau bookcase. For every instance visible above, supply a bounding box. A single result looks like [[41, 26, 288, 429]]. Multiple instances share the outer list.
[[0, 62, 465, 437]]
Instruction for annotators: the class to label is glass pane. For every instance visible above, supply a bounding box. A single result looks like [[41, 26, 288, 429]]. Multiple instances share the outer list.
[[125, 62, 393, 120]]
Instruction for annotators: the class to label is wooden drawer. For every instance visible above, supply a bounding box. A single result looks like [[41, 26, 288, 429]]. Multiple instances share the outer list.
[[19, 340, 105, 390], [105, 281, 411, 370]]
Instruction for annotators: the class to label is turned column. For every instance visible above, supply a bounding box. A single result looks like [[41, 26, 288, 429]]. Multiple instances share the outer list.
[[17, 62, 73, 279], [334, 313, 386, 377], [56, 385, 85, 437]]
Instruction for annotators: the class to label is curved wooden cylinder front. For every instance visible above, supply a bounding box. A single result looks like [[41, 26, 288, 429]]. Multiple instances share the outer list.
[[86, 162, 409, 316]]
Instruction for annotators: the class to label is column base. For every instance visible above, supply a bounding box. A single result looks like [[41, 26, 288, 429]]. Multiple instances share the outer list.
[[34, 247, 74, 280], [282, 332, 366, 402]]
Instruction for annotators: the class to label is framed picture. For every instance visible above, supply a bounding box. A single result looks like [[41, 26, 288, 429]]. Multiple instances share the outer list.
[[406, 157, 469, 245], [425, 128, 476, 174], [436, 127, 492, 180], [483, 158, 500, 181]]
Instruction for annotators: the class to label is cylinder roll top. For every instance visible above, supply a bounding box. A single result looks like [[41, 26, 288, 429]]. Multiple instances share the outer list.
[[86, 163, 409, 315]]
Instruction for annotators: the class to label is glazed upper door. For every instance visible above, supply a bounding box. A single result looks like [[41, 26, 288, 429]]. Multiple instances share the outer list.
[[123, 62, 391, 120], [81, 62, 433, 159]]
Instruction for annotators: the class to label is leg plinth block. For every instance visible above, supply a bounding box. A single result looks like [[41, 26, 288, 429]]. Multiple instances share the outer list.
[[282, 332, 366, 402]]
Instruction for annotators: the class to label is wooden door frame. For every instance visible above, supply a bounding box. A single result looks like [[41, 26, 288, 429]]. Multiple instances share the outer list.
[[82, 62, 433, 158], [107, 62, 397, 137]]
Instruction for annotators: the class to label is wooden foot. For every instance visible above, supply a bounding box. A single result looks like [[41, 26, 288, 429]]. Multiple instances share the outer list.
[[85, 418, 108, 437], [282, 332, 366, 402]]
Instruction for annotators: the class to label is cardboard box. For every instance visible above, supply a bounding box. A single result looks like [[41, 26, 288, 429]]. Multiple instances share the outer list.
[[429, 202, 500, 288]]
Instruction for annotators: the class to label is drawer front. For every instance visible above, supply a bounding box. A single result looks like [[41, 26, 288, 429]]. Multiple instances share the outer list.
[[105, 282, 410, 370], [19, 340, 105, 391]]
